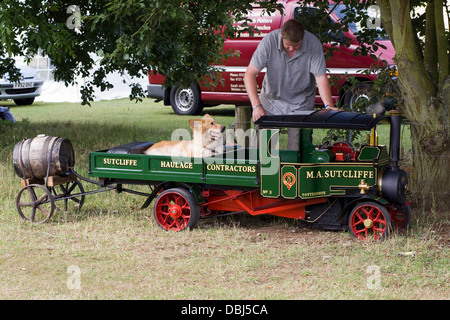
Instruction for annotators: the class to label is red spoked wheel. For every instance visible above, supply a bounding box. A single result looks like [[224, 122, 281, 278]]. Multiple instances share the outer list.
[[153, 188, 200, 231], [388, 203, 412, 230], [349, 201, 392, 240]]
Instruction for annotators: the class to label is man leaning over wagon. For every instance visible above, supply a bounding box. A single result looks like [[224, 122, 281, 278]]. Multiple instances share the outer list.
[[244, 19, 340, 150]]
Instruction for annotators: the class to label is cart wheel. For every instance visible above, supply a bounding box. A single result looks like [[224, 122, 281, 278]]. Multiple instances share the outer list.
[[50, 180, 85, 212], [153, 188, 200, 231], [16, 184, 55, 224], [348, 201, 391, 240], [388, 203, 412, 230]]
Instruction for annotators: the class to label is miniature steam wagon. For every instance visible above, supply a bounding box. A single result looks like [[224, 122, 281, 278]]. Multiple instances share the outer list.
[[13, 110, 411, 240]]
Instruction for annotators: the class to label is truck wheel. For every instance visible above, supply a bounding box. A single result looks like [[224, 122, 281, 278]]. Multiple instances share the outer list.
[[170, 84, 203, 115], [348, 201, 391, 240], [14, 98, 35, 106], [342, 82, 385, 115], [153, 188, 200, 231]]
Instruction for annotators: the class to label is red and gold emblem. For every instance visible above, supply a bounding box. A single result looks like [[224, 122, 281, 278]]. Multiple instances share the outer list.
[[283, 172, 296, 190]]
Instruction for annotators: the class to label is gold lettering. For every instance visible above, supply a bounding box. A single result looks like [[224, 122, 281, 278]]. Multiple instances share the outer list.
[[207, 164, 255, 173], [161, 161, 193, 169], [301, 191, 326, 197], [304, 169, 374, 180], [103, 158, 138, 167]]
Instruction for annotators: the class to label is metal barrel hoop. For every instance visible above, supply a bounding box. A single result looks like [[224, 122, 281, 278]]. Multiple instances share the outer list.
[[45, 136, 59, 189], [18, 139, 29, 186]]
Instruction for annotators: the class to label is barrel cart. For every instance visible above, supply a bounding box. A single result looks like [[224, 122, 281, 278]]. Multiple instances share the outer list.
[[13, 110, 411, 240]]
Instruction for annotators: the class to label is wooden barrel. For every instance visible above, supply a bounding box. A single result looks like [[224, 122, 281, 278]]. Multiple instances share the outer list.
[[13, 134, 75, 182]]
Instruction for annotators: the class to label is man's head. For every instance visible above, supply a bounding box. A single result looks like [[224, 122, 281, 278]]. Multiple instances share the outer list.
[[281, 19, 305, 55]]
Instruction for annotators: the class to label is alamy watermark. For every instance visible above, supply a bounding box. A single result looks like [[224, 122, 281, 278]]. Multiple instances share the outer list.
[[66, 5, 81, 31], [166, 125, 280, 175], [366, 265, 381, 289], [64, 4, 383, 31], [366, 5, 381, 29], [66, 265, 81, 290]]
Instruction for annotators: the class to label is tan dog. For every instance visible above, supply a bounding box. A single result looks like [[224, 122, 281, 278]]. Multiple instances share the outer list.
[[144, 114, 225, 157]]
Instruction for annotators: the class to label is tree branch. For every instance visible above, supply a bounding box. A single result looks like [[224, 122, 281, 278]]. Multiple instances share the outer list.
[[434, 0, 449, 86], [377, 0, 393, 43], [424, 0, 438, 82]]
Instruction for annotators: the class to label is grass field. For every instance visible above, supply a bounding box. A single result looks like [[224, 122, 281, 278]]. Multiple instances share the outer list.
[[0, 98, 448, 300]]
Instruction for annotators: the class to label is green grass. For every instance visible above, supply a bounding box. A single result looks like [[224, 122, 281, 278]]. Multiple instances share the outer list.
[[0, 99, 447, 300]]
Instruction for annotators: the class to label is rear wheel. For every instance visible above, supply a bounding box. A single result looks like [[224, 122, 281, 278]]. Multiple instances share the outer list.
[[342, 82, 385, 115], [16, 184, 55, 223], [170, 84, 203, 115], [348, 201, 391, 240], [153, 188, 200, 231], [388, 203, 412, 230]]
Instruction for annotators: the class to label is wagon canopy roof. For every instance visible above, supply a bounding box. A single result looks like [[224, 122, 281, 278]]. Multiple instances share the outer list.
[[255, 110, 387, 130]]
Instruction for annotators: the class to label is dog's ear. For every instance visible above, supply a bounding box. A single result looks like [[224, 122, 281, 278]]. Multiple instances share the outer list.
[[188, 119, 198, 129], [203, 114, 212, 119]]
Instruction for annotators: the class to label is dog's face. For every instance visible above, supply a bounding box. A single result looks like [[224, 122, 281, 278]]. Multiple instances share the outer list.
[[189, 114, 225, 142]]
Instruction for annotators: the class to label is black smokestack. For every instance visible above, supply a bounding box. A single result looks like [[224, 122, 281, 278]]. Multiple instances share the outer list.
[[389, 110, 402, 170]]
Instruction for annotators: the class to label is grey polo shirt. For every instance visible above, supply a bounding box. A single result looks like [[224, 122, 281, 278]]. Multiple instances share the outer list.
[[249, 29, 327, 115]]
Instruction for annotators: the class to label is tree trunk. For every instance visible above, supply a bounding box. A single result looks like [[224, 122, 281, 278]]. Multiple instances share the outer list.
[[378, 0, 450, 210], [397, 57, 449, 211], [407, 97, 449, 209]]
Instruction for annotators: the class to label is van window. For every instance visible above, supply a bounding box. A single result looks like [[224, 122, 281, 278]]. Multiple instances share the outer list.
[[293, 6, 343, 42], [332, 4, 388, 40]]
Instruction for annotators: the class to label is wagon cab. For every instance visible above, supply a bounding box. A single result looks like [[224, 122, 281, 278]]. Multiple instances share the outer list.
[[256, 110, 391, 201]]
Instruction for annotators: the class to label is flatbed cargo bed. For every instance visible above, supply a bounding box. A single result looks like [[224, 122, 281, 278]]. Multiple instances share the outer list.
[[88, 143, 259, 188]]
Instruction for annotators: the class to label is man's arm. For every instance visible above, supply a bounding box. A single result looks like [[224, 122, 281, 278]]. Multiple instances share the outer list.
[[244, 64, 266, 121], [315, 74, 340, 111]]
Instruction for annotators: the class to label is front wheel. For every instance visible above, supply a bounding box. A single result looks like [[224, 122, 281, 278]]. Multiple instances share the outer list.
[[49, 180, 85, 212], [170, 84, 203, 115], [153, 188, 200, 231], [14, 98, 35, 106], [348, 201, 391, 240]]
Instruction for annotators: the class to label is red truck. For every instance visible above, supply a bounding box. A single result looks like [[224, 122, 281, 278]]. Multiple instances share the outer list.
[[147, 0, 395, 115]]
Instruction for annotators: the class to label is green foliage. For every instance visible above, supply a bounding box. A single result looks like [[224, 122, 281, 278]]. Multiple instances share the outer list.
[[294, 0, 388, 60], [0, 0, 281, 105]]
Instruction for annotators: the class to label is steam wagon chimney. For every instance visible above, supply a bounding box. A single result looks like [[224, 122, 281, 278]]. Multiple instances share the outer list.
[[389, 110, 402, 170]]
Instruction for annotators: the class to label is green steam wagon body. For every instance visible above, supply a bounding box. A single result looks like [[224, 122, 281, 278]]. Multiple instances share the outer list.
[[14, 110, 410, 240], [87, 110, 410, 239]]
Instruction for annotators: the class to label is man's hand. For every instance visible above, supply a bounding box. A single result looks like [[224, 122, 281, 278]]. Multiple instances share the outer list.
[[315, 74, 343, 111], [326, 105, 341, 111], [252, 106, 266, 122]]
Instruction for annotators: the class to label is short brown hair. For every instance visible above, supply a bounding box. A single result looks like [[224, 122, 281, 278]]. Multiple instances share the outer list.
[[281, 19, 305, 43]]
